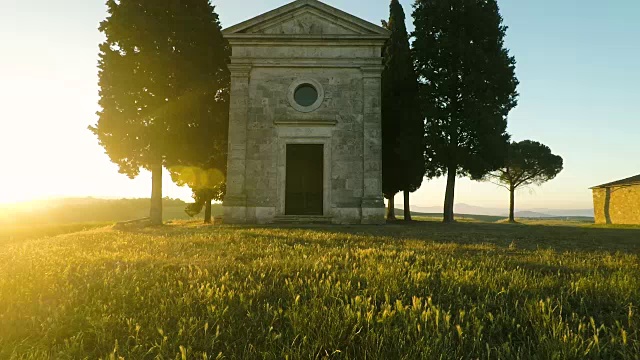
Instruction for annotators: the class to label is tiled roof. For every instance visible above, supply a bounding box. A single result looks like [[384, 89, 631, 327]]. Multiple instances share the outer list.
[[591, 174, 640, 189]]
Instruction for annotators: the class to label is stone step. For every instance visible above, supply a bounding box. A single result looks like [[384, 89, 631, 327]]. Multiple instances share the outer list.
[[273, 215, 333, 225]]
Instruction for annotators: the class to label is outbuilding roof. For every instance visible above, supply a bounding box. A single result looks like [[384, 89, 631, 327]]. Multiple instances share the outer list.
[[591, 174, 640, 189]]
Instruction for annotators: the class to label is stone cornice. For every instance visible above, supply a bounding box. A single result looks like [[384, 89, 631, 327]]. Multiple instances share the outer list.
[[361, 65, 384, 78], [274, 119, 338, 127], [230, 57, 383, 68], [226, 35, 388, 46], [228, 64, 252, 77]]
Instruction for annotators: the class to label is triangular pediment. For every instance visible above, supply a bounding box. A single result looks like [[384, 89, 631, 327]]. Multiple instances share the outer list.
[[223, 0, 390, 38], [243, 9, 370, 36]]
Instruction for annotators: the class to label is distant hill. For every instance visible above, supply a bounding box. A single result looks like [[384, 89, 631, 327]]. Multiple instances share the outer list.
[[411, 204, 504, 216], [0, 197, 223, 225], [514, 211, 555, 218], [528, 208, 594, 218], [395, 209, 593, 223], [409, 203, 594, 219]]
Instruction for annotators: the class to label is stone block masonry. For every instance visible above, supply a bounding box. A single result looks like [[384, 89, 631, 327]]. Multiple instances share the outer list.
[[221, 0, 390, 224], [592, 185, 640, 225]]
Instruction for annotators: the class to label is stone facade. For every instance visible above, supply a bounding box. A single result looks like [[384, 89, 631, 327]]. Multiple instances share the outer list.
[[592, 183, 640, 225], [222, 0, 390, 224]]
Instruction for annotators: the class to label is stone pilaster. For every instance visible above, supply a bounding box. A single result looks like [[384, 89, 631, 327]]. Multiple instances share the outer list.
[[360, 65, 386, 224], [223, 63, 252, 224]]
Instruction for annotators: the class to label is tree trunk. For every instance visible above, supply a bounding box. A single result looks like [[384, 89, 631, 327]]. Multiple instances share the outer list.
[[509, 186, 516, 223], [386, 195, 397, 221], [150, 163, 163, 225], [443, 167, 456, 223], [204, 200, 212, 224], [403, 190, 412, 221]]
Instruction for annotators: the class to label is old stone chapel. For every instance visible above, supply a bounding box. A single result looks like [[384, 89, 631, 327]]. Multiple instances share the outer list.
[[222, 0, 390, 224]]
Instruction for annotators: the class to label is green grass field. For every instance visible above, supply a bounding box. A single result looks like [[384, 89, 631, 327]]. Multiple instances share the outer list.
[[1, 220, 639, 359]]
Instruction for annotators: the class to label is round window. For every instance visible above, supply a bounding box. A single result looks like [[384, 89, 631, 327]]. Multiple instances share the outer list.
[[288, 79, 324, 113], [293, 84, 319, 107]]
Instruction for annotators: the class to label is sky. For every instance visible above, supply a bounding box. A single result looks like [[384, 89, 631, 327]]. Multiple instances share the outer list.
[[0, 0, 638, 211]]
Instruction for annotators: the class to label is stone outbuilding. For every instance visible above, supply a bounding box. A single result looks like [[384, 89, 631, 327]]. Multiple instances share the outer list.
[[591, 174, 640, 225], [222, 0, 390, 224]]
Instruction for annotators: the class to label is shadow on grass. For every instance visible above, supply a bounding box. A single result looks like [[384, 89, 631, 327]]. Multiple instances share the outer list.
[[242, 220, 640, 254], [112, 218, 640, 255]]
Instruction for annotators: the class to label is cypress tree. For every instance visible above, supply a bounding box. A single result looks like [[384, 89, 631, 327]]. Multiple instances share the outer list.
[[167, 56, 230, 224], [413, 0, 519, 223], [382, 0, 425, 221], [90, 0, 230, 225]]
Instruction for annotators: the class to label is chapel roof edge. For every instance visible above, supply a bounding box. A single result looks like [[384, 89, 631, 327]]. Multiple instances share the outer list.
[[222, 0, 391, 38]]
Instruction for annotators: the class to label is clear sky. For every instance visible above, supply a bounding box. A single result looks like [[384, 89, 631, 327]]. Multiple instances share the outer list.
[[1, 0, 638, 210]]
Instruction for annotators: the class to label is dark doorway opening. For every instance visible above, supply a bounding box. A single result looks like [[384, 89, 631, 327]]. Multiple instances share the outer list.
[[285, 144, 324, 215]]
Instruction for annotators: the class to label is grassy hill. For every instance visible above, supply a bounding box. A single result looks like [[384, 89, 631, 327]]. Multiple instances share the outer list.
[[0, 197, 224, 225], [1, 220, 639, 358], [0, 198, 224, 242]]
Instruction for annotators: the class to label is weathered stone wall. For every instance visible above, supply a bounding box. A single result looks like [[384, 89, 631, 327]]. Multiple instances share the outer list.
[[221, 1, 389, 224], [592, 185, 640, 225], [242, 67, 369, 223], [224, 59, 386, 224]]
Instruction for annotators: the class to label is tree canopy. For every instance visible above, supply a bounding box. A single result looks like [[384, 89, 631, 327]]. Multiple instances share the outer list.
[[381, 0, 424, 221], [90, 0, 230, 224], [166, 34, 230, 224], [485, 140, 564, 222], [413, 0, 519, 222], [170, 167, 227, 224]]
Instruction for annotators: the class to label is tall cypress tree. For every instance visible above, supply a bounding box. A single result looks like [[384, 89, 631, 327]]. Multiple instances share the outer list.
[[382, 0, 424, 221], [413, 0, 519, 223], [167, 47, 230, 224], [90, 0, 229, 225]]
